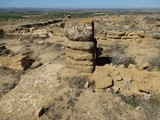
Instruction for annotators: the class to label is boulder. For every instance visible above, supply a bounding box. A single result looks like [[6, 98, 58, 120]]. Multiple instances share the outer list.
[[0, 55, 33, 71], [136, 31, 145, 37], [90, 66, 114, 89], [0, 45, 11, 56]]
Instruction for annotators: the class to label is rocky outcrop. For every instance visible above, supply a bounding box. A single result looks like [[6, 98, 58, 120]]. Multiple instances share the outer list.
[[65, 19, 96, 73], [0, 55, 33, 71], [91, 64, 160, 97], [20, 19, 62, 28], [99, 30, 147, 40], [4, 19, 64, 39], [0, 45, 12, 56]]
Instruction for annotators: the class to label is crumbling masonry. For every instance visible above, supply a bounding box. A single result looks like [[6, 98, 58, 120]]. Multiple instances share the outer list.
[[65, 19, 96, 73]]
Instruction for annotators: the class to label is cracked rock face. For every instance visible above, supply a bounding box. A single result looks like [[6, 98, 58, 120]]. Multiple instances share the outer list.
[[65, 20, 94, 41]]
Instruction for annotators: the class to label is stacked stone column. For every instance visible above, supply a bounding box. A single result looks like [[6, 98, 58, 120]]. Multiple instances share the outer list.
[[65, 19, 96, 73]]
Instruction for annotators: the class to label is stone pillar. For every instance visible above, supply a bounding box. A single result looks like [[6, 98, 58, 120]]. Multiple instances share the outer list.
[[65, 19, 96, 73]]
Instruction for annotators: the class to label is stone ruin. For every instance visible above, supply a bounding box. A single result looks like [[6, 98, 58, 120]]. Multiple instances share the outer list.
[[65, 19, 96, 73]]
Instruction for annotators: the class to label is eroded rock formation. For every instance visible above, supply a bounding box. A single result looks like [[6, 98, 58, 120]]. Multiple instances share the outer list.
[[65, 19, 96, 73]]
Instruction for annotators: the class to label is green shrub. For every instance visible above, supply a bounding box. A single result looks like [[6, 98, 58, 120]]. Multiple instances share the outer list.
[[121, 95, 140, 108]]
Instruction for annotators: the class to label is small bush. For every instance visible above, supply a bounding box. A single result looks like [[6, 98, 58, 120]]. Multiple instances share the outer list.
[[110, 44, 127, 54], [148, 56, 160, 71], [121, 95, 140, 108], [68, 77, 88, 89], [111, 53, 135, 68], [110, 44, 135, 68]]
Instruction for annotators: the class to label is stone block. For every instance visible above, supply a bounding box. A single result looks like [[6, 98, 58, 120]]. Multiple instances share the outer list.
[[66, 56, 94, 66], [66, 48, 95, 61], [65, 19, 94, 41], [0, 55, 32, 71], [66, 40, 95, 51]]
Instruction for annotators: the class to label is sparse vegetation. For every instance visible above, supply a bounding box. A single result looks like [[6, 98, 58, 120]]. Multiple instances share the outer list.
[[144, 16, 160, 23], [148, 95, 160, 106], [148, 55, 160, 71], [120, 95, 140, 108], [110, 44, 135, 67], [66, 77, 88, 89], [0, 67, 21, 98]]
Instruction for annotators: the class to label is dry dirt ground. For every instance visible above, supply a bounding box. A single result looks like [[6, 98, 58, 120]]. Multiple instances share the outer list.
[[0, 14, 160, 120]]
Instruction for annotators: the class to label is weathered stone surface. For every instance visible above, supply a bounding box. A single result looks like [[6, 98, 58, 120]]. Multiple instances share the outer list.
[[30, 61, 43, 69], [152, 33, 160, 39], [107, 35, 122, 39], [66, 64, 94, 73], [0, 45, 12, 56], [0, 55, 32, 71], [17, 47, 33, 56], [66, 57, 94, 66], [107, 31, 126, 36], [65, 19, 94, 41], [91, 67, 113, 89], [66, 40, 95, 51], [66, 48, 94, 61], [65, 19, 96, 73], [137, 31, 145, 37]]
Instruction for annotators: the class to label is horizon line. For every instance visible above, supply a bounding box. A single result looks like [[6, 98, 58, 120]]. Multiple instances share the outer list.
[[0, 7, 160, 9]]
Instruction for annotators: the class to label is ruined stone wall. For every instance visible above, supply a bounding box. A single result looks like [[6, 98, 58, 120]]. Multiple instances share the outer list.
[[65, 19, 96, 73]]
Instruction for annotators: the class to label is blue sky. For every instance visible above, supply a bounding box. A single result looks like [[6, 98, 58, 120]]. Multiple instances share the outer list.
[[0, 0, 160, 8]]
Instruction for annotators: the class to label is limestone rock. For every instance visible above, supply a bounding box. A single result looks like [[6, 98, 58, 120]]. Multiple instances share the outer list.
[[91, 67, 113, 89], [66, 57, 94, 66], [128, 64, 136, 69], [31, 61, 43, 69], [65, 19, 96, 73], [66, 64, 94, 73], [0, 45, 11, 56], [65, 19, 94, 41], [0, 55, 33, 71], [84, 81, 90, 88], [137, 31, 145, 37], [107, 31, 126, 38], [17, 47, 33, 55], [66, 48, 94, 61], [152, 33, 160, 39], [95, 76, 113, 89], [66, 40, 95, 51]]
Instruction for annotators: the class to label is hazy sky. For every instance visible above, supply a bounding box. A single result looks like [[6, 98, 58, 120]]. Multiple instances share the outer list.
[[0, 0, 160, 8]]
